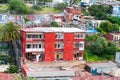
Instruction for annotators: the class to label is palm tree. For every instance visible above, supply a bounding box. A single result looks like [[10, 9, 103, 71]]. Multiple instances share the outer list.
[[0, 22, 20, 64]]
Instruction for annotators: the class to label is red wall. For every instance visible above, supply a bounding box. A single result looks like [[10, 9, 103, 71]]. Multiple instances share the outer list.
[[44, 33, 55, 61], [104, 33, 113, 41], [21, 31, 26, 60], [64, 33, 74, 61]]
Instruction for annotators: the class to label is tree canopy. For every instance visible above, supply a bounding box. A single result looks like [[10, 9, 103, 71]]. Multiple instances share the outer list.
[[9, 0, 30, 14], [97, 21, 120, 34], [0, 22, 20, 42], [88, 36, 116, 56], [88, 5, 112, 19]]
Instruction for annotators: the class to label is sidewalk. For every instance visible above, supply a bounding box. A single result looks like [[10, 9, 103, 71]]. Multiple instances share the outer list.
[[25, 60, 86, 68]]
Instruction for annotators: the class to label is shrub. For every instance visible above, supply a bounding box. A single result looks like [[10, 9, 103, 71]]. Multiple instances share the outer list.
[[54, 2, 68, 11], [32, 5, 42, 10], [5, 65, 19, 73], [9, 0, 30, 14], [51, 21, 59, 27]]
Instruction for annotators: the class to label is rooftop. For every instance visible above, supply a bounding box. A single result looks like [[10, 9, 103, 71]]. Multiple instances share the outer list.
[[21, 27, 85, 33]]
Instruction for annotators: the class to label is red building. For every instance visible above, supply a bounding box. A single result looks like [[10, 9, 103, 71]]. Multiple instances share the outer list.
[[20, 27, 85, 62], [65, 5, 84, 22], [104, 33, 120, 42]]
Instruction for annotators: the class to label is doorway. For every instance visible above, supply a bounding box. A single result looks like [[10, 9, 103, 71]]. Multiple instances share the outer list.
[[26, 53, 36, 61], [55, 52, 63, 61], [74, 52, 83, 60]]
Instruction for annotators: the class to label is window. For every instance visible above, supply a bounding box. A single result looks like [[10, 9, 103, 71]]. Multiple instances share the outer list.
[[74, 33, 84, 39], [27, 34, 44, 39], [74, 42, 84, 48], [39, 35, 42, 38], [79, 43, 83, 48], [79, 34, 83, 38], [32, 35, 38, 38], [39, 44, 42, 48], [74, 42, 79, 48], [27, 35, 32, 38], [56, 33, 63, 39], [33, 44, 37, 48], [26, 44, 31, 48], [55, 43, 63, 49]]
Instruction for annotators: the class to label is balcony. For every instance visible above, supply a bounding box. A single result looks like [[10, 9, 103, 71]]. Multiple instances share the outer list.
[[26, 48, 44, 52], [26, 38, 44, 42]]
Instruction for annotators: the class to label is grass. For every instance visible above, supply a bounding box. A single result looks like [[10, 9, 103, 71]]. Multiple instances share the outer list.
[[13, 73, 23, 80], [85, 49, 115, 62], [33, 7, 62, 14], [0, 4, 9, 13]]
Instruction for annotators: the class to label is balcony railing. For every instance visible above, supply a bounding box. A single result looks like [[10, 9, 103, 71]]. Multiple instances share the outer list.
[[26, 48, 44, 52]]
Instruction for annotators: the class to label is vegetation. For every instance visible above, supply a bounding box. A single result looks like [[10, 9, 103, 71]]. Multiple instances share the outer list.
[[5, 65, 19, 73], [32, 5, 42, 10], [88, 5, 120, 26], [96, 21, 120, 34], [54, 2, 68, 11], [0, 0, 8, 3], [107, 16, 120, 25], [51, 21, 59, 27], [0, 22, 20, 65], [0, 54, 8, 65], [69, 0, 81, 6], [9, 0, 31, 14], [88, 5, 112, 19], [85, 49, 114, 62], [85, 34, 117, 62], [0, 4, 9, 13]]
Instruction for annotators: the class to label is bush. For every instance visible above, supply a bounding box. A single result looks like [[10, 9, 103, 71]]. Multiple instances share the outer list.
[[51, 21, 59, 27], [9, 0, 30, 14], [54, 2, 68, 11], [32, 5, 42, 10], [5, 65, 19, 73]]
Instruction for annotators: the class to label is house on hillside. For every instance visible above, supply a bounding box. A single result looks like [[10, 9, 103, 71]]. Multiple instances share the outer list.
[[104, 33, 120, 42], [20, 27, 85, 62]]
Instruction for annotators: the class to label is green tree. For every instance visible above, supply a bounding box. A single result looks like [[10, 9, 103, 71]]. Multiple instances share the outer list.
[[69, 0, 81, 6], [51, 21, 59, 27], [85, 34, 99, 47], [99, 21, 113, 34], [9, 0, 30, 14], [112, 24, 119, 32], [88, 5, 112, 19], [89, 37, 108, 55], [105, 41, 116, 55], [0, 22, 20, 64], [107, 16, 120, 25], [54, 2, 68, 11]]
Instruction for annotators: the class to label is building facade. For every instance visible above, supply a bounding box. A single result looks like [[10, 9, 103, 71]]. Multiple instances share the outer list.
[[20, 27, 85, 62], [104, 33, 120, 42]]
